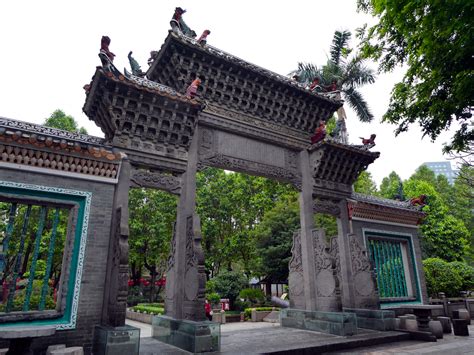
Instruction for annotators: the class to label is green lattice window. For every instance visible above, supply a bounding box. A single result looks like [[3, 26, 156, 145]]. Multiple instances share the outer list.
[[366, 232, 421, 305], [0, 181, 90, 329]]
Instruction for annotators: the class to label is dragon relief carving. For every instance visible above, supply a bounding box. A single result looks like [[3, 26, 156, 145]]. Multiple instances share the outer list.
[[199, 153, 301, 188], [185, 215, 198, 272], [131, 170, 181, 195], [167, 222, 176, 272], [313, 230, 339, 298], [349, 234, 372, 273], [289, 230, 302, 272]]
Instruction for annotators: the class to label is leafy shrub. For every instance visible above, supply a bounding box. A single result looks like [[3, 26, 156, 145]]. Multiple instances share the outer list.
[[239, 288, 265, 305], [234, 299, 250, 312], [206, 292, 221, 306], [211, 271, 248, 308], [225, 310, 241, 315], [449, 261, 474, 291], [423, 258, 462, 297], [131, 303, 164, 314]]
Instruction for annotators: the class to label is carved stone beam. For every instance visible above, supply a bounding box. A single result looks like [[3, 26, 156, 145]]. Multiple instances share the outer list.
[[130, 169, 182, 195], [313, 198, 341, 216]]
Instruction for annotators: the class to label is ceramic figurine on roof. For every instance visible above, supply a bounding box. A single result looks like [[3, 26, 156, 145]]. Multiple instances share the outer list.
[[170, 7, 197, 38], [409, 194, 427, 207], [100, 36, 115, 62], [309, 77, 322, 93], [128, 51, 145, 77], [197, 30, 211, 45], [311, 120, 326, 144], [360, 134, 376, 146], [186, 77, 201, 99], [148, 51, 158, 66], [99, 36, 121, 77]]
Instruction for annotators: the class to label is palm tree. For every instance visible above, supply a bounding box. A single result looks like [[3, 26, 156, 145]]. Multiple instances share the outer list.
[[290, 30, 376, 123]]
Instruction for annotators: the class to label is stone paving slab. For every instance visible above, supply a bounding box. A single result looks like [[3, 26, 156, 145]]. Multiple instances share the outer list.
[[135, 321, 410, 355], [325, 324, 474, 354]]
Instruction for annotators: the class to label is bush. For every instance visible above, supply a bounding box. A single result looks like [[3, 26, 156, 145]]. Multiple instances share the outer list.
[[211, 271, 248, 309], [206, 292, 221, 306], [239, 288, 265, 305], [449, 261, 474, 291], [423, 258, 463, 297], [131, 303, 164, 314], [234, 299, 250, 312]]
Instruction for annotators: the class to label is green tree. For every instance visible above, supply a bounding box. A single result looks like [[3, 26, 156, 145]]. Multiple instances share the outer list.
[[379, 171, 403, 199], [354, 171, 378, 195], [291, 30, 376, 122], [357, 1, 474, 152], [254, 194, 300, 290], [43, 110, 88, 134], [128, 188, 177, 302], [404, 179, 469, 261]]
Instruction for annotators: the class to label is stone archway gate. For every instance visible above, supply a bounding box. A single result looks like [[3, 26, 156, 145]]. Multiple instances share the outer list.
[[83, 31, 381, 323], [0, 30, 427, 352]]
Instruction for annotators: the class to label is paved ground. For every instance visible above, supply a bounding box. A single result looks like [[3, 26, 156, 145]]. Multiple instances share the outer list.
[[325, 324, 474, 354], [126, 320, 474, 355]]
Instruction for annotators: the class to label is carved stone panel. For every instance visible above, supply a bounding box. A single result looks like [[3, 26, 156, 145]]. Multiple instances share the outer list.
[[182, 214, 206, 321], [348, 233, 379, 309], [288, 230, 304, 309], [313, 198, 341, 216], [312, 229, 341, 311], [130, 169, 181, 195]]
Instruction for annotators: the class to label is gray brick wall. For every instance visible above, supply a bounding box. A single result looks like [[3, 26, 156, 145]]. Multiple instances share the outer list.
[[0, 168, 116, 354]]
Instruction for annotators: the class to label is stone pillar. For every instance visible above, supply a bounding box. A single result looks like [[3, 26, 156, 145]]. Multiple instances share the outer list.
[[103, 156, 131, 326], [297, 150, 318, 311], [337, 199, 379, 309], [165, 127, 206, 321]]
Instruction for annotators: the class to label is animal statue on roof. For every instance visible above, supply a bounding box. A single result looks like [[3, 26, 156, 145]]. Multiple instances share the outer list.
[[98, 36, 121, 77], [186, 78, 201, 99], [170, 7, 197, 38], [311, 120, 327, 144], [128, 51, 145, 77], [409, 194, 428, 207], [148, 51, 159, 66], [198, 30, 211, 45]]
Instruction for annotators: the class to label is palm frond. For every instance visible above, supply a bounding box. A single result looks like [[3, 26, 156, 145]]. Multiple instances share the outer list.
[[289, 62, 321, 85], [341, 57, 376, 88], [343, 87, 374, 122], [330, 30, 352, 67]]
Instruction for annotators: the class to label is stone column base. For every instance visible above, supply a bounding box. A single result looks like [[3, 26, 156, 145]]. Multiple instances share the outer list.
[[93, 325, 140, 355], [280, 308, 357, 336], [152, 315, 220, 353]]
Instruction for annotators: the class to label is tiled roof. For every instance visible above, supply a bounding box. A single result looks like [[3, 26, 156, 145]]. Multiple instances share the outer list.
[[152, 32, 342, 107]]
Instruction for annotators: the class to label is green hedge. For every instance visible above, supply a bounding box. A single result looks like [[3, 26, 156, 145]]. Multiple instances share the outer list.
[[423, 258, 474, 297], [131, 303, 164, 314]]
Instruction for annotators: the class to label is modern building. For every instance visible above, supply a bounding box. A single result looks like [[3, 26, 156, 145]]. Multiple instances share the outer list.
[[424, 161, 458, 184]]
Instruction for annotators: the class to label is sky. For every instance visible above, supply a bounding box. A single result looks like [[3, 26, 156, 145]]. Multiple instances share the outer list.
[[0, 0, 458, 185]]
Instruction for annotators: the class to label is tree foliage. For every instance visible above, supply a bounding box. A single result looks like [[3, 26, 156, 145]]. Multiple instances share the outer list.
[[43, 110, 88, 134], [291, 30, 376, 122], [128, 188, 177, 301], [379, 171, 403, 199], [357, 1, 474, 152], [423, 258, 463, 297], [353, 171, 378, 195]]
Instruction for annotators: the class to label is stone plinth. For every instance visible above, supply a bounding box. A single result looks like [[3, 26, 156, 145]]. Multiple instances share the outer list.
[[280, 308, 357, 336], [92, 325, 140, 355], [343, 308, 396, 331], [152, 315, 220, 353]]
